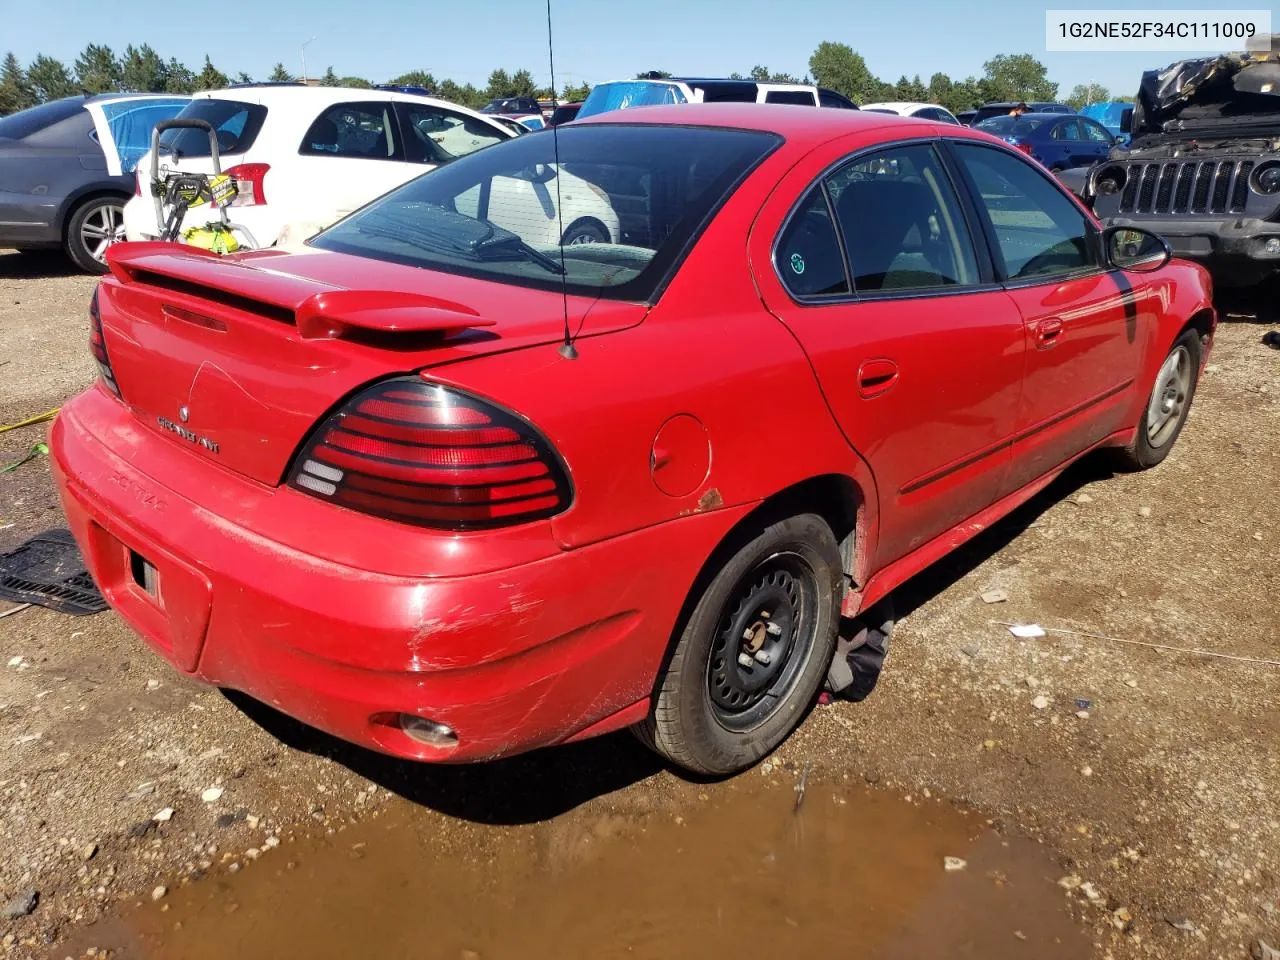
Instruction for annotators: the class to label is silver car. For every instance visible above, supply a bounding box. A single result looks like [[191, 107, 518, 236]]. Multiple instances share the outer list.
[[0, 93, 189, 272]]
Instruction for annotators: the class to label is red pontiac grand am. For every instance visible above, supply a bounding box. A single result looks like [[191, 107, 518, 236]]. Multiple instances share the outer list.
[[52, 104, 1214, 775]]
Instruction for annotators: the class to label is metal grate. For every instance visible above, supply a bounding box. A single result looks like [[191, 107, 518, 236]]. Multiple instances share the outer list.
[[1118, 159, 1253, 216], [0, 530, 106, 616]]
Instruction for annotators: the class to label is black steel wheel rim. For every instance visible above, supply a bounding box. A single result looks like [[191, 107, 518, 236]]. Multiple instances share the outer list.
[[707, 550, 817, 732]]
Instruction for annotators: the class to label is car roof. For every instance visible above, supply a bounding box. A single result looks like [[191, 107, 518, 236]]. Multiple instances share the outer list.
[[861, 101, 952, 113], [193, 86, 443, 107], [674, 76, 813, 89], [574, 101, 973, 147], [980, 101, 1071, 109]]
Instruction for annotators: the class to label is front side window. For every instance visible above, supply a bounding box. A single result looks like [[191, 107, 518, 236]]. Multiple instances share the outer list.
[[1082, 120, 1113, 143], [953, 142, 1097, 281], [300, 102, 397, 159], [775, 189, 848, 297], [310, 124, 779, 301], [826, 143, 980, 293], [396, 103, 506, 164]]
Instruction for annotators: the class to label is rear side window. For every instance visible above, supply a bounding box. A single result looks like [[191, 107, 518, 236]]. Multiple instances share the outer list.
[[775, 189, 849, 297], [160, 99, 267, 157], [827, 143, 980, 293], [1051, 120, 1083, 140], [0, 98, 84, 139], [819, 89, 858, 110], [914, 107, 959, 124], [396, 102, 506, 164], [300, 102, 398, 160], [764, 90, 816, 106]]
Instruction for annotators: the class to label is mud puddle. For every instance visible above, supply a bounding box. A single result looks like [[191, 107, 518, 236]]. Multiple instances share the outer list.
[[57, 778, 1087, 960]]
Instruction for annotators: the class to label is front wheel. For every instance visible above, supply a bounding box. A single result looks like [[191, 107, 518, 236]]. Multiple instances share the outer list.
[[65, 196, 126, 274], [637, 513, 842, 776], [1114, 329, 1202, 470]]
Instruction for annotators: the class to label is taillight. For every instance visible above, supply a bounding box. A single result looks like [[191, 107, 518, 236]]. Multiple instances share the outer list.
[[134, 170, 143, 196], [1015, 142, 1034, 155], [223, 163, 269, 206], [287, 378, 572, 530], [88, 287, 120, 398]]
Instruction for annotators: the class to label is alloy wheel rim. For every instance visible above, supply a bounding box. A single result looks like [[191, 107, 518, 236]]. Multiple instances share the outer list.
[[82, 203, 126, 264], [1146, 345, 1192, 448]]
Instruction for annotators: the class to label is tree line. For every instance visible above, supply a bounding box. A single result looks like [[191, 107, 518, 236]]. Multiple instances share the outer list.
[[712, 46, 1128, 112], [0, 42, 1125, 118]]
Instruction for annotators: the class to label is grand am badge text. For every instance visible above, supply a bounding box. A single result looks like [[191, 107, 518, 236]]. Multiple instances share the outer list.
[[156, 416, 220, 453]]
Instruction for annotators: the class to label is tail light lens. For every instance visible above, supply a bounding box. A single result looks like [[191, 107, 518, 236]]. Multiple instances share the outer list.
[[134, 170, 143, 197], [287, 378, 572, 530], [1016, 143, 1034, 156], [223, 163, 269, 206], [88, 287, 120, 398]]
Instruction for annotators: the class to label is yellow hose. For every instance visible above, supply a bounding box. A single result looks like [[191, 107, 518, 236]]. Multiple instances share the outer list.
[[0, 408, 59, 434]]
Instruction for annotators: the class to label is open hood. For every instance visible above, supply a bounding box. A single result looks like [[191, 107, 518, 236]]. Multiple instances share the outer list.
[[1130, 37, 1280, 143]]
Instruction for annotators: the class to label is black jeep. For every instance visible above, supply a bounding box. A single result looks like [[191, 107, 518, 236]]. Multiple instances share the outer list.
[[1089, 40, 1280, 287]]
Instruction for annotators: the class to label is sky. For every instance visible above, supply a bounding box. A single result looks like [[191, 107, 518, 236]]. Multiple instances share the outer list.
[[0, 0, 1258, 98]]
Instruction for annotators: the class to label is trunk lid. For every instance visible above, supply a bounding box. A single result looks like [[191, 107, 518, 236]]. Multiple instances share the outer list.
[[98, 244, 645, 485]]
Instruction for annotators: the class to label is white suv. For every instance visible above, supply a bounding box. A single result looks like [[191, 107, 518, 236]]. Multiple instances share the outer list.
[[122, 85, 619, 249]]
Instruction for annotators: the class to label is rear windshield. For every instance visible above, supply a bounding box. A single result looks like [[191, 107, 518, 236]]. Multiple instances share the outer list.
[[975, 115, 1050, 135], [0, 98, 84, 140], [578, 82, 687, 119], [310, 124, 780, 302], [159, 98, 268, 157]]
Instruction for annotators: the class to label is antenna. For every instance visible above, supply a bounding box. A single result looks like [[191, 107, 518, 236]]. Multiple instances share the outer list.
[[545, 0, 577, 360]]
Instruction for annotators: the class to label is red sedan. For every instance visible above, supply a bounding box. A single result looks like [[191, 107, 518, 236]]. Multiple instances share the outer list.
[[52, 105, 1214, 775]]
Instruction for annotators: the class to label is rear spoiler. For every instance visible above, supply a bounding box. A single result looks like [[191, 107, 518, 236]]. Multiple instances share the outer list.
[[103, 243, 496, 341], [295, 291, 495, 340]]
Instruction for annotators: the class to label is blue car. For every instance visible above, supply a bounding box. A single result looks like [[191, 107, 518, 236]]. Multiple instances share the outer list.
[[973, 113, 1120, 172], [1079, 101, 1134, 145]]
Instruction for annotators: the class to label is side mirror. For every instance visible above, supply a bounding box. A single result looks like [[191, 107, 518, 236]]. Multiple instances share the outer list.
[[1104, 225, 1170, 272], [1113, 135, 1127, 145], [1120, 108, 1133, 133], [516, 162, 558, 184]]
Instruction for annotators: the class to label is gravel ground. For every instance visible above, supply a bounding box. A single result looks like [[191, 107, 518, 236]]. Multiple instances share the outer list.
[[0, 248, 1277, 959]]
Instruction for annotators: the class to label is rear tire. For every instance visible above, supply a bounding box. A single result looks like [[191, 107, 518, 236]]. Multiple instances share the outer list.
[[560, 217, 609, 246], [1114, 329, 1201, 471], [65, 195, 126, 274], [638, 513, 842, 776]]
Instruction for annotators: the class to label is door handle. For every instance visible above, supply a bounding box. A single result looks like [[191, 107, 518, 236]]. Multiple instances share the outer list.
[[1034, 318, 1064, 349], [857, 359, 899, 398]]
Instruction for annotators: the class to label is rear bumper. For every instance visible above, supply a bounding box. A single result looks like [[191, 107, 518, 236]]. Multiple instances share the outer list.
[[1099, 214, 1280, 286], [51, 388, 749, 762], [121, 196, 284, 250]]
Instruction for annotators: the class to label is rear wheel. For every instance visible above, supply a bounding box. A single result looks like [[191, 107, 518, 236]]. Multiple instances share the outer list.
[[560, 217, 609, 246], [65, 196, 127, 274], [638, 513, 842, 776], [1114, 329, 1201, 470]]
